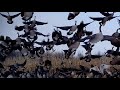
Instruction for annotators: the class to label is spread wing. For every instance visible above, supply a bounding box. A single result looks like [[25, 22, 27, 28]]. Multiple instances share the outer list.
[[15, 26, 24, 31], [89, 17, 104, 21], [35, 41, 54, 45], [100, 12, 112, 17], [102, 35, 113, 41], [0, 13, 8, 18], [11, 13, 21, 19], [35, 21, 48, 25], [54, 26, 72, 30]]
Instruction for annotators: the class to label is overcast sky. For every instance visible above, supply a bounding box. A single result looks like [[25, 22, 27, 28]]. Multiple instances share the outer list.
[[0, 12, 120, 56]]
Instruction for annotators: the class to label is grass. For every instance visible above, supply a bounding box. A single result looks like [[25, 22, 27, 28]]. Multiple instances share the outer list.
[[1, 52, 120, 72]]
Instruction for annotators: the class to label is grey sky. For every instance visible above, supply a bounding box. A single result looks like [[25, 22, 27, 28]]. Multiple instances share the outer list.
[[0, 12, 120, 56]]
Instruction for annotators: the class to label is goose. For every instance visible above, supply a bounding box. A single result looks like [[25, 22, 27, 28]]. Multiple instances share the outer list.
[[23, 16, 48, 27], [54, 21, 93, 35], [112, 28, 120, 38], [80, 25, 103, 62], [100, 12, 115, 17], [81, 25, 103, 45], [54, 21, 77, 35], [90, 12, 120, 26], [110, 57, 120, 65], [21, 12, 34, 21], [27, 30, 49, 43], [89, 65, 102, 78], [35, 40, 55, 51], [63, 21, 94, 59], [0, 12, 21, 24], [68, 12, 80, 20], [15, 24, 29, 32], [102, 34, 120, 52], [99, 64, 112, 76], [35, 47, 45, 57]]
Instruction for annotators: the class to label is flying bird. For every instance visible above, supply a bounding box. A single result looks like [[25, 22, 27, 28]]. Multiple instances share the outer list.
[[0, 12, 21, 24], [90, 12, 120, 26], [68, 12, 80, 20], [21, 12, 34, 21]]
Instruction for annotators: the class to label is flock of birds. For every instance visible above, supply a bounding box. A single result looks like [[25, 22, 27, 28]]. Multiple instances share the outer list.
[[0, 12, 120, 78]]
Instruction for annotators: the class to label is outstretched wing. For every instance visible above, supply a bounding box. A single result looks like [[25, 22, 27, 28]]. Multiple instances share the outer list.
[[0, 13, 8, 18], [35, 41, 54, 45], [15, 26, 24, 31], [35, 21, 48, 25], [102, 35, 113, 41], [89, 17, 104, 21], [100, 12, 111, 17], [54, 26, 72, 30], [11, 13, 21, 19]]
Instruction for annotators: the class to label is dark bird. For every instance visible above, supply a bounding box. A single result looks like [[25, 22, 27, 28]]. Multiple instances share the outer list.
[[68, 12, 80, 20], [90, 12, 120, 26], [21, 12, 34, 21], [110, 57, 120, 65], [0, 12, 21, 24], [23, 16, 48, 27], [54, 21, 94, 35]]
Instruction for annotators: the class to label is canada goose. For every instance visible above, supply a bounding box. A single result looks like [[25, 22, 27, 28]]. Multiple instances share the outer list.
[[102, 35, 120, 52], [68, 12, 80, 20], [15, 24, 29, 32], [112, 28, 120, 38], [81, 25, 103, 45], [0, 12, 21, 24], [99, 64, 112, 76], [110, 57, 120, 65], [63, 21, 93, 59], [23, 16, 48, 27], [54, 21, 77, 35], [90, 12, 120, 26], [35, 40, 55, 51], [100, 12, 115, 17], [55, 21, 93, 35], [21, 12, 34, 21], [36, 47, 45, 57], [20, 47, 29, 56]]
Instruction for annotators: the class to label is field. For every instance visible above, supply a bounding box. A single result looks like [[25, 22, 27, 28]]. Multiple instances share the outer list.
[[1, 52, 120, 72]]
